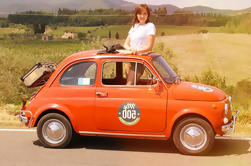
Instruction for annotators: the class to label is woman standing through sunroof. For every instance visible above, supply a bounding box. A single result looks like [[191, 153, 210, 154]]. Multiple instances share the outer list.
[[124, 4, 156, 54], [123, 4, 156, 85]]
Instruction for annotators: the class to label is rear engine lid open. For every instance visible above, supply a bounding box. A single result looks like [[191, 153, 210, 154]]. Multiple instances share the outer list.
[[21, 62, 56, 88]]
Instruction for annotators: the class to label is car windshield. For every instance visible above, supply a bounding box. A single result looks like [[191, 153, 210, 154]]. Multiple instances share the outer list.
[[152, 56, 178, 84]]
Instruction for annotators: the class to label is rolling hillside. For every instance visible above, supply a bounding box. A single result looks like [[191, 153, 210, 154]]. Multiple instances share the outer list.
[[0, 0, 251, 16], [0, 0, 135, 14], [183, 6, 234, 15], [183, 6, 251, 15]]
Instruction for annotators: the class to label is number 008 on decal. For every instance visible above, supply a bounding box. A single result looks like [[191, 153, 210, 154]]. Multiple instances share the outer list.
[[19, 50, 239, 155]]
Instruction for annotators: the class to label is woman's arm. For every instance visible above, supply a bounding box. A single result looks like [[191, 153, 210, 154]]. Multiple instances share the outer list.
[[123, 35, 131, 50], [134, 35, 155, 54]]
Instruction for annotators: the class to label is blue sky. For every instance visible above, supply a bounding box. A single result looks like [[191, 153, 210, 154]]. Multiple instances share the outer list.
[[125, 0, 251, 10]]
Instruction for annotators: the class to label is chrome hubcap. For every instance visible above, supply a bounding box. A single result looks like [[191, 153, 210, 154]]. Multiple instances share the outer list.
[[42, 119, 66, 144], [180, 124, 207, 151]]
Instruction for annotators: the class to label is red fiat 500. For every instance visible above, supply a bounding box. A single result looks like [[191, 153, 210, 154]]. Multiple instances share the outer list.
[[19, 50, 239, 155]]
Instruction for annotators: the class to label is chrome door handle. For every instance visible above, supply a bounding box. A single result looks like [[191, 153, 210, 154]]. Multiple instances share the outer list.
[[96, 92, 108, 97]]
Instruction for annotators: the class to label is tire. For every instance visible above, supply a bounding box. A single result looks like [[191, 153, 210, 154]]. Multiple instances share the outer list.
[[172, 117, 215, 155], [37, 113, 72, 148]]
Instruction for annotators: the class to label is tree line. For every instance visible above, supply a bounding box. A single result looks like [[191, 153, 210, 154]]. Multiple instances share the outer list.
[[8, 13, 229, 33], [58, 8, 132, 16], [6, 8, 250, 34]]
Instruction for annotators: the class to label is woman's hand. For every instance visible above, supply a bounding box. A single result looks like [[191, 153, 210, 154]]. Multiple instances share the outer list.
[[130, 48, 138, 55], [117, 49, 133, 54], [117, 49, 138, 55], [124, 35, 138, 54]]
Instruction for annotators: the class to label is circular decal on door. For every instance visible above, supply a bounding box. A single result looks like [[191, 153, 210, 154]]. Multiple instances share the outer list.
[[118, 102, 141, 126]]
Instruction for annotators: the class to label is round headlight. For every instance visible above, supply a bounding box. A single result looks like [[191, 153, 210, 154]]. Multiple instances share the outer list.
[[229, 96, 232, 102], [223, 117, 229, 124], [224, 103, 229, 115]]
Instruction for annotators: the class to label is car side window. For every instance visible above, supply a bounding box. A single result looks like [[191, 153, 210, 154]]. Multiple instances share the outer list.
[[102, 61, 156, 86], [102, 62, 116, 79], [60, 61, 97, 86], [136, 66, 157, 85]]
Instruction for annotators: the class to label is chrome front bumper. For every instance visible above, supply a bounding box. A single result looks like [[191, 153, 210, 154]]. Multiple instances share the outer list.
[[19, 110, 33, 128], [222, 110, 240, 135]]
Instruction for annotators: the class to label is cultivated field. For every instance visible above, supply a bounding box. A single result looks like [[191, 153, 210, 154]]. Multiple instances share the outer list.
[[157, 33, 251, 85], [43, 25, 222, 39]]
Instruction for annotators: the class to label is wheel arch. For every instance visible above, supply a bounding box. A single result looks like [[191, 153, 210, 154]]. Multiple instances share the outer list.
[[171, 113, 215, 137], [34, 109, 77, 133]]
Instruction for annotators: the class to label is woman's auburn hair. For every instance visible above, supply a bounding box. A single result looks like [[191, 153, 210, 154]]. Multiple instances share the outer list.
[[132, 4, 151, 27]]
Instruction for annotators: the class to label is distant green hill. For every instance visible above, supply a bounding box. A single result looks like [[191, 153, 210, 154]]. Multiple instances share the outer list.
[[0, 0, 250, 16], [183, 6, 251, 15], [237, 7, 251, 15], [183, 6, 234, 15], [0, 0, 135, 14]]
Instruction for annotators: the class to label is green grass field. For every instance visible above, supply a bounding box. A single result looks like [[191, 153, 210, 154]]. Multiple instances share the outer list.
[[48, 25, 222, 39], [0, 27, 25, 36], [0, 39, 83, 57], [0, 25, 227, 41], [47, 26, 99, 36]]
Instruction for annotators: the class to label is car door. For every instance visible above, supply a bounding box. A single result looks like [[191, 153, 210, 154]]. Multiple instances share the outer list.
[[51, 60, 97, 131], [94, 59, 168, 132]]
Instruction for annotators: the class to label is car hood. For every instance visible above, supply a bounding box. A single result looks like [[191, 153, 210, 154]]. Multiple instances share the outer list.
[[171, 81, 226, 101]]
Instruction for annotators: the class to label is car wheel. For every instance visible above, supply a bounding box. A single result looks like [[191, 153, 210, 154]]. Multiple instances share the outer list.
[[37, 113, 72, 148], [173, 117, 215, 155]]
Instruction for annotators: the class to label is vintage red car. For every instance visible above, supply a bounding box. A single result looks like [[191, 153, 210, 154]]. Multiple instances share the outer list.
[[19, 50, 239, 155]]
